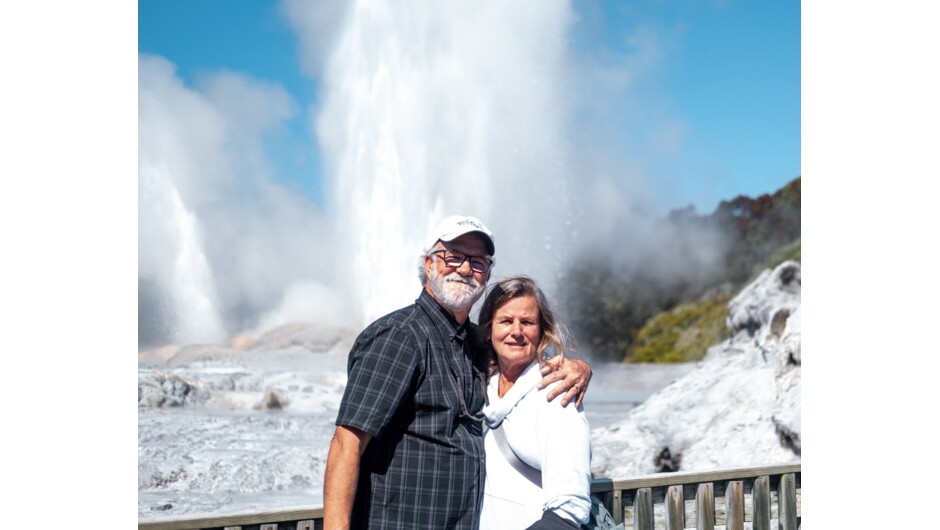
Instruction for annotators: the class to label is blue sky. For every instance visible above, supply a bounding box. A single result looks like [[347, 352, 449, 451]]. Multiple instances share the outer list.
[[139, 0, 800, 214], [565, 1, 800, 211]]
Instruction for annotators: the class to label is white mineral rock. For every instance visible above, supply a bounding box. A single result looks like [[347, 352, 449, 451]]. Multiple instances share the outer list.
[[590, 261, 802, 477]]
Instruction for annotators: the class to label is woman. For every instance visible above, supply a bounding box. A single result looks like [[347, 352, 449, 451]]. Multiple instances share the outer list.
[[477, 276, 592, 530]]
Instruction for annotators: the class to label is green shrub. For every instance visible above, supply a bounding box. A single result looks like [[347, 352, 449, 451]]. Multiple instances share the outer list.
[[755, 237, 800, 270], [629, 294, 731, 363]]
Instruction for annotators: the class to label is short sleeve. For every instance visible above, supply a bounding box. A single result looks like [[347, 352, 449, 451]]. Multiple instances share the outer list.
[[336, 324, 422, 437]]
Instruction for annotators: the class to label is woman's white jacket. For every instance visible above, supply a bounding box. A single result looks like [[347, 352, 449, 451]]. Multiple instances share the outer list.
[[479, 360, 592, 529]]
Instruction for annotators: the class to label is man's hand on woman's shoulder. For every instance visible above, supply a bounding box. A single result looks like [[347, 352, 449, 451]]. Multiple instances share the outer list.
[[538, 357, 592, 408]]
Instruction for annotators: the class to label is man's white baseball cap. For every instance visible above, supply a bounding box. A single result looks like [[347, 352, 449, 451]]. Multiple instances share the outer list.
[[427, 215, 495, 256]]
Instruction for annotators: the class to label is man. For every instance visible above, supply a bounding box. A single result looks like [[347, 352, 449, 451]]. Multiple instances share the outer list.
[[324, 215, 592, 530]]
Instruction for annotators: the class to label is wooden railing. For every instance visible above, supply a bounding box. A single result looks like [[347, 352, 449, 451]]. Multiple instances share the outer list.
[[138, 463, 800, 530], [592, 463, 800, 530]]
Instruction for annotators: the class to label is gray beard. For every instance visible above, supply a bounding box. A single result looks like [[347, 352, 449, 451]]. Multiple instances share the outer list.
[[428, 268, 485, 313]]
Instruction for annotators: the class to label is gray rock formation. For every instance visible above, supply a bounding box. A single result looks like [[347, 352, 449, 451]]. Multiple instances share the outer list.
[[138, 371, 209, 408]]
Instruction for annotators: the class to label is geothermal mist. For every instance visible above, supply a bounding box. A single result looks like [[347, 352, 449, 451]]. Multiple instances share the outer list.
[[138, 1, 725, 349]]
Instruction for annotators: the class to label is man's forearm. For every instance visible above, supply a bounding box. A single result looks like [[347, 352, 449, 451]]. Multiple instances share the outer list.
[[323, 426, 371, 529]]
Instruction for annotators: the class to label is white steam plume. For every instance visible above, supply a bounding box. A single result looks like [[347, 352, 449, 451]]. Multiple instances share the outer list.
[[292, 0, 587, 323]]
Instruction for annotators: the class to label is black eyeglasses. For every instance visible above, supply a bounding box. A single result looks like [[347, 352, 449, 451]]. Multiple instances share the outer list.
[[430, 250, 494, 273]]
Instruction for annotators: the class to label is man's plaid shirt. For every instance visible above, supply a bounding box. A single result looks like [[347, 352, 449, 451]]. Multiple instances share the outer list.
[[336, 289, 488, 529]]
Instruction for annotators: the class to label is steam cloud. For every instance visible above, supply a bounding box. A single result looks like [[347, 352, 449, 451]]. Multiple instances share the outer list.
[[138, 1, 727, 349]]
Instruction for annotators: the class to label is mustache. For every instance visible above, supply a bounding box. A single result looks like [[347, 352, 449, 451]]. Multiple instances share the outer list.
[[442, 272, 479, 288]]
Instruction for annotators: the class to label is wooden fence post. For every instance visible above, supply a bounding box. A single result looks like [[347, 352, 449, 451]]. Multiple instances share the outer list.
[[665, 485, 685, 530], [634, 487, 653, 530], [612, 488, 623, 525], [725, 480, 744, 530], [778, 473, 797, 530], [752, 476, 771, 530], [696, 482, 715, 530]]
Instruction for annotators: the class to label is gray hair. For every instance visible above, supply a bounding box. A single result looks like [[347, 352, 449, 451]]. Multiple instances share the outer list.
[[417, 245, 435, 285]]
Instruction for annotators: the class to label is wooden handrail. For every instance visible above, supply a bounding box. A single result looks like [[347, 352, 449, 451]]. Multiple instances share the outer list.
[[139, 506, 323, 530], [139, 463, 800, 530], [614, 464, 800, 530]]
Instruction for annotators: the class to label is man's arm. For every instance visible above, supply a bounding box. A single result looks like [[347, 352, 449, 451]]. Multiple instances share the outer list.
[[323, 425, 372, 530], [538, 357, 592, 408]]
